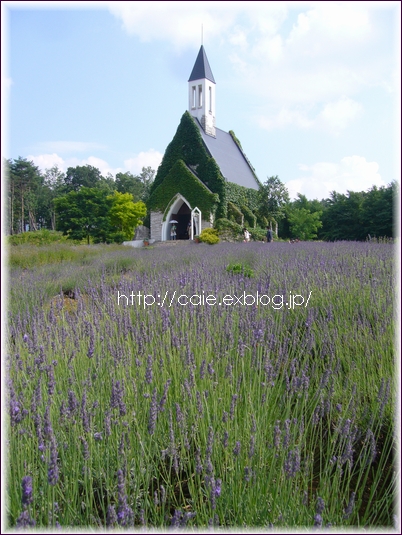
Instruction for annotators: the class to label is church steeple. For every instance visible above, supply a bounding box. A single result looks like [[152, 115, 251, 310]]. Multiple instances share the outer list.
[[188, 46, 216, 137]]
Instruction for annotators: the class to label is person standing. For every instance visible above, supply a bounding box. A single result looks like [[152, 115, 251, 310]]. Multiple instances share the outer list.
[[243, 228, 250, 242], [266, 227, 273, 243], [187, 220, 192, 239], [171, 224, 177, 240]]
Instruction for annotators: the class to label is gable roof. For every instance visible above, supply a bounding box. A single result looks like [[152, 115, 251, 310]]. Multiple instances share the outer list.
[[188, 45, 216, 84], [193, 119, 260, 190]]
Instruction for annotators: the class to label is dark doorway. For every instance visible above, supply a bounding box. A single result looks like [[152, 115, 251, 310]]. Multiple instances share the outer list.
[[175, 203, 191, 239]]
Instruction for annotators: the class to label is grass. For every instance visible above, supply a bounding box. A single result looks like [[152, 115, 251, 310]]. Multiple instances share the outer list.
[[4, 240, 397, 531]]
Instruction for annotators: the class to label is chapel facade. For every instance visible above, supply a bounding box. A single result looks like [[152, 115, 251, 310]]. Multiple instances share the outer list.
[[148, 45, 260, 241]]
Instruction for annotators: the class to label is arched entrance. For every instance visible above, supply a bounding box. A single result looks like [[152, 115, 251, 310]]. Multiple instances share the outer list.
[[163, 194, 193, 241]]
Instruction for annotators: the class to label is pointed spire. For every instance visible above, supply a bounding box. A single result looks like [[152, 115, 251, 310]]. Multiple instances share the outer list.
[[188, 45, 215, 84]]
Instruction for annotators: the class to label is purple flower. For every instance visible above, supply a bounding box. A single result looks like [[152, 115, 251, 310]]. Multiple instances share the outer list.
[[233, 441, 241, 457], [316, 496, 325, 514], [148, 388, 158, 435], [313, 513, 322, 527], [48, 436, 59, 486], [16, 509, 36, 528], [248, 434, 256, 458], [116, 469, 134, 527], [106, 504, 117, 527], [230, 394, 238, 420], [145, 354, 153, 384], [343, 491, 356, 519], [274, 421, 281, 448], [284, 447, 301, 478], [21, 476, 33, 507]]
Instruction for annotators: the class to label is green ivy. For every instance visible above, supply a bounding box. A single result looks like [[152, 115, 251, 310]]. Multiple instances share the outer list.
[[241, 204, 257, 228], [226, 182, 260, 212], [227, 201, 244, 225], [147, 159, 219, 219], [149, 111, 226, 218]]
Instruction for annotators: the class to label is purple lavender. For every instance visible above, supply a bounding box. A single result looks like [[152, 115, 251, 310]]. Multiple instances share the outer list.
[[48, 436, 59, 486], [274, 421, 281, 448], [316, 496, 325, 514], [313, 514, 322, 527], [233, 441, 241, 457], [16, 509, 36, 528], [106, 504, 117, 527], [159, 378, 171, 413], [195, 448, 203, 474], [21, 476, 33, 507], [284, 447, 300, 479], [80, 391, 90, 432], [145, 354, 153, 384], [148, 388, 158, 435], [343, 491, 356, 519], [116, 469, 134, 527], [230, 394, 238, 420]]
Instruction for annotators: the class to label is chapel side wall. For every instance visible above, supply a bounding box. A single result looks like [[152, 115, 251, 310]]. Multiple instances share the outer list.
[[150, 211, 163, 241]]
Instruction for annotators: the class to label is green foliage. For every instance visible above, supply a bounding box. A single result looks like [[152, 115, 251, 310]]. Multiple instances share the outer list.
[[6, 229, 72, 246], [214, 218, 243, 241], [225, 182, 260, 212], [149, 111, 226, 218], [240, 204, 257, 228], [226, 262, 254, 278], [257, 175, 290, 224], [115, 167, 155, 202], [148, 160, 219, 219], [319, 183, 396, 241], [108, 191, 147, 241], [227, 202, 244, 225], [199, 227, 220, 244], [287, 208, 323, 240], [248, 227, 267, 242], [64, 165, 105, 192], [54, 187, 116, 244]]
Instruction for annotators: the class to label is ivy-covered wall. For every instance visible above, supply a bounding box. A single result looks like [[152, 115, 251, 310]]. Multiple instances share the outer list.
[[148, 159, 219, 220], [148, 112, 266, 229], [149, 111, 227, 219]]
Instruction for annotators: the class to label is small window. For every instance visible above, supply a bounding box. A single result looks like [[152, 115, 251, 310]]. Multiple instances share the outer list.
[[209, 86, 212, 112], [198, 85, 203, 107], [192, 86, 196, 108]]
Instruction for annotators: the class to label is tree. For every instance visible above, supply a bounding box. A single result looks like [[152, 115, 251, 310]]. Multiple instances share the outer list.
[[108, 191, 147, 241], [257, 176, 290, 236], [8, 157, 44, 234], [42, 166, 66, 230], [64, 165, 104, 192], [54, 187, 115, 244], [287, 208, 323, 240], [115, 172, 145, 200]]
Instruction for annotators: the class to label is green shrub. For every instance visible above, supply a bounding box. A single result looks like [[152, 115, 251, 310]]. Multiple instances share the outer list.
[[6, 229, 75, 246], [199, 228, 220, 244], [226, 262, 254, 278]]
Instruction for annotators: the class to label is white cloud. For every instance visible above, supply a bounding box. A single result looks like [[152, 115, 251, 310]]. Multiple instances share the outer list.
[[108, 1, 238, 50], [28, 148, 164, 178], [286, 155, 386, 200], [317, 97, 364, 133], [124, 149, 163, 175], [27, 153, 66, 171]]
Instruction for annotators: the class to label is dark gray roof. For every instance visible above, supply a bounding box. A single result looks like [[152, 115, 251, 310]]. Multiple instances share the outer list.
[[194, 120, 260, 190], [188, 46, 215, 83]]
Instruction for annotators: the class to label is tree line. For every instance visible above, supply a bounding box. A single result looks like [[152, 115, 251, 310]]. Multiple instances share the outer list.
[[4, 157, 153, 243], [4, 157, 396, 243]]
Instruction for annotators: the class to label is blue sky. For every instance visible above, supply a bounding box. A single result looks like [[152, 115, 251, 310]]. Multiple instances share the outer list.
[[2, 1, 401, 200]]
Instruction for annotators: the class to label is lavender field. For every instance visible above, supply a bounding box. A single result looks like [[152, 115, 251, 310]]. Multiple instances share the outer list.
[[5, 241, 397, 531]]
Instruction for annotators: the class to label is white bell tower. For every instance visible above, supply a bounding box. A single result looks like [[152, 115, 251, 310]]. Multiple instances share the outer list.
[[188, 45, 216, 137]]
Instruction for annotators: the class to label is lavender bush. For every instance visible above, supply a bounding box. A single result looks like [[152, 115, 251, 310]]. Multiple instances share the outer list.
[[5, 241, 396, 529]]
